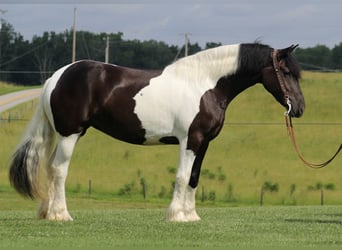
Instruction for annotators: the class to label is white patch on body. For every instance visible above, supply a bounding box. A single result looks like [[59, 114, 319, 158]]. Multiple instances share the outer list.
[[133, 44, 240, 144], [42, 63, 74, 131]]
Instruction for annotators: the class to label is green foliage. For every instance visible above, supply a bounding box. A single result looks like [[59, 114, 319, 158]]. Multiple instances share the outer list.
[[294, 42, 342, 71], [308, 182, 336, 191], [262, 181, 279, 192], [0, 82, 32, 95], [0, 20, 194, 85], [158, 185, 167, 198], [118, 182, 135, 196], [167, 166, 176, 174], [2, 18, 342, 86], [290, 183, 296, 196], [208, 191, 216, 201]]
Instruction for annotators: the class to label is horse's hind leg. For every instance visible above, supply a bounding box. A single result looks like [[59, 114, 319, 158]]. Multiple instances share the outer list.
[[37, 147, 57, 219], [45, 134, 79, 221]]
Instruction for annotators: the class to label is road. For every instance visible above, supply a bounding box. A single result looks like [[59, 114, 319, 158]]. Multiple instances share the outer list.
[[0, 88, 42, 113]]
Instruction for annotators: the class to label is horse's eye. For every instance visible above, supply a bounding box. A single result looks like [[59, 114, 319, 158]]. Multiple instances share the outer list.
[[283, 71, 290, 76]]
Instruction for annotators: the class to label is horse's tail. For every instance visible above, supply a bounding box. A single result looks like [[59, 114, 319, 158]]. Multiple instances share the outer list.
[[9, 91, 56, 199]]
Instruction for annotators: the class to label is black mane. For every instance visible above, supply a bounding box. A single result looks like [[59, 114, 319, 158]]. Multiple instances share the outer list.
[[284, 53, 301, 79], [237, 43, 301, 79], [237, 43, 272, 75]]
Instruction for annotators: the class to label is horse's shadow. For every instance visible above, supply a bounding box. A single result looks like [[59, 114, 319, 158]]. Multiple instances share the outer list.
[[285, 215, 342, 225]]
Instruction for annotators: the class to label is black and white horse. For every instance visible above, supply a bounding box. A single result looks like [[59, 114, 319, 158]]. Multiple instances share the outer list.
[[9, 43, 304, 222]]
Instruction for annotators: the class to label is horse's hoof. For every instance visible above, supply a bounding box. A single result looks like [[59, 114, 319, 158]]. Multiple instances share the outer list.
[[167, 210, 187, 222], [46, 210, 73, 221]]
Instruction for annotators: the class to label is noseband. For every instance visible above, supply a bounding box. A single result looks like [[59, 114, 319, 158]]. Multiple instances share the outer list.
[[271, 50, 342, 168]]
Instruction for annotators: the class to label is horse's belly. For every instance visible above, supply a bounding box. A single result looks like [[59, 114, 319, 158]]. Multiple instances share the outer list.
[[136, 115, 176, 145]]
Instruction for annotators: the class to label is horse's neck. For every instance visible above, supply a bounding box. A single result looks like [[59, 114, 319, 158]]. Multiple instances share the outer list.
[[219, 70, 261, 108], [164, 44, 261, 104]]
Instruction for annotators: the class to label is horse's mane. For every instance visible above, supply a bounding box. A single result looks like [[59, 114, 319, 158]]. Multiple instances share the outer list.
[[165, 43, 301, 82], [237, 43, 272, 75], [284, 53, 301, 79], [166, 44, 240, 82], [238, 43, 301, 79]]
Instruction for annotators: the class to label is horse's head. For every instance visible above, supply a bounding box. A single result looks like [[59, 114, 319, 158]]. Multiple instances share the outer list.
[[261, 45, 305, 117]]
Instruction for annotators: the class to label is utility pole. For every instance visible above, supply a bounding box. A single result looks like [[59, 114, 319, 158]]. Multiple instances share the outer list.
[[105, 35, 109, 63], [0, 9, 7, 30], [72, 7, 77, 63], [0, 9, 8, 69], [184, 33, 191, 57]]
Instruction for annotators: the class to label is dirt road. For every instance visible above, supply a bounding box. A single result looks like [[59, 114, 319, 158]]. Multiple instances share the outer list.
[[0, 88, 42, 113]]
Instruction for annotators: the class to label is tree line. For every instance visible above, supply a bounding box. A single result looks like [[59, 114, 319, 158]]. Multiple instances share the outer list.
[[0, 20, 342, 86]]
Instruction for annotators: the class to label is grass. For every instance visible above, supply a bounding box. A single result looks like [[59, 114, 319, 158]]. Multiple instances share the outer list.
[[0, 203, 342, 247], [0, 72, 341, 248], [0, 72, 341, 206], [0, 81, 39, 95]]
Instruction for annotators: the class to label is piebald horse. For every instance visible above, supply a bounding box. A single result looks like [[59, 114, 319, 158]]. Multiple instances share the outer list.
[[9, 43, 304, 222]]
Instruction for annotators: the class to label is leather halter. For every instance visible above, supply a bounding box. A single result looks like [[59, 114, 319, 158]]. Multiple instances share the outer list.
[[272, 50, 290, 108], [272, 50, 342, 168]]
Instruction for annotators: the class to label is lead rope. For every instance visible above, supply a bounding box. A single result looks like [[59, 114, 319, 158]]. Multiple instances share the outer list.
[[284, 102, 342, 168]]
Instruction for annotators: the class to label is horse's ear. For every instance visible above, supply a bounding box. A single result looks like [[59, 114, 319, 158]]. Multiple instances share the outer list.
[[278, 44, 299, 59]]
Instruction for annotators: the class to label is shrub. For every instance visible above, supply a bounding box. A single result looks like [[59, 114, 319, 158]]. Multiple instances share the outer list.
[[262, 181, 279, 192], [118, 182, 135, 196]]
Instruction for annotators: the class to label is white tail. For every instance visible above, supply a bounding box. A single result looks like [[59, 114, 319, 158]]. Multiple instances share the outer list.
[[9, 94, 56, 199]]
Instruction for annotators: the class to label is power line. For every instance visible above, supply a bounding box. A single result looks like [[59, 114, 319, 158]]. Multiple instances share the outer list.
[[0, 40, 48, 68], [1, 117, 340, 126], [0, 70, 54, 74]]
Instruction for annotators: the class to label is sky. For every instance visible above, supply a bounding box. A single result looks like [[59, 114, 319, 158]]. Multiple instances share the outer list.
[[0, 0, 342, 49]]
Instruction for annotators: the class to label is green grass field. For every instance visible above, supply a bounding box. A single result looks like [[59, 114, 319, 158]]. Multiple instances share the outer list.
[[0, 81, 38, 95], [0, 72, 341, 248], [0, 203, 342, 247], [0, 71, 341, 207]]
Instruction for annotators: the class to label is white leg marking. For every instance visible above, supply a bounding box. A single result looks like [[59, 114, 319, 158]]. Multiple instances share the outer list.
[[37, 147, 56, 219], [168, 139, 196, 222], [46, 134, 79, 221], [184, 186, 201, 222]]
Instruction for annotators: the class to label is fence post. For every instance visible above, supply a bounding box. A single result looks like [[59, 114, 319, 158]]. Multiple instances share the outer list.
[[320, 189, 324, 206], [140, 178, 147, 200], [260, 187, 264, 206], [88, 179, 92, 196]]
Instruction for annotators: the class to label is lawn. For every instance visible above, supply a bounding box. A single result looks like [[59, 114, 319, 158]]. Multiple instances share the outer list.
[[0, 72, 341, 248], [0, 203, 341, 248], [0, 81, 39, 95]]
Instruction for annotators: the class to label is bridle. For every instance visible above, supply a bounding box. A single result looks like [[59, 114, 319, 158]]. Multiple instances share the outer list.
[[272, 49, 342, 168]]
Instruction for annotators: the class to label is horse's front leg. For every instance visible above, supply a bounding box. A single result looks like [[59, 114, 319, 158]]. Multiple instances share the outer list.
[[183, 141, 209, 222], [168, 139, 196, 222]]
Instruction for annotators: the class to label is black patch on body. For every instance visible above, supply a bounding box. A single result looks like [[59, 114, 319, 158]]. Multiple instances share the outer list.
[[50, 60, 162, 145], [159, 136, 179, 144]]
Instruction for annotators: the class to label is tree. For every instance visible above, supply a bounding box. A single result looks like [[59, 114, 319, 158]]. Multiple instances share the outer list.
[[294, 45, 332, 71], [2, 18, 342, 86], [331, 42, 342, 69], [205, 42, 222, 49]]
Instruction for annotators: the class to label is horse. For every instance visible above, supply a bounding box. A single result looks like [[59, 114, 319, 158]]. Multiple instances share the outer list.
[[9, 42, 304, 222]]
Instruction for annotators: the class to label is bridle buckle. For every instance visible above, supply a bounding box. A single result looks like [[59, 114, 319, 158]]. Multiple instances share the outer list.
[[284, 96, 292, 116]]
